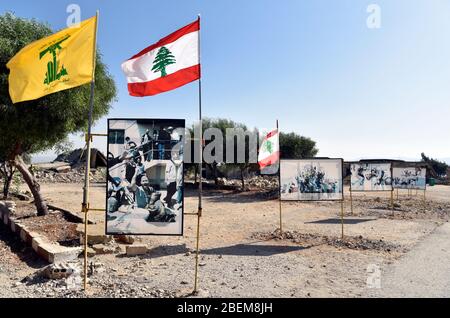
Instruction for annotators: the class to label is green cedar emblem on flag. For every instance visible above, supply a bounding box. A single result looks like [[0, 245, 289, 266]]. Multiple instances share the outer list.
[[151, 46, 176, 77], [262, 140, 273, 154]]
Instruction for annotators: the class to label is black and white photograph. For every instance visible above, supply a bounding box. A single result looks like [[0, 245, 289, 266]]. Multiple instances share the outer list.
[[106, 119, 185, 235], [392, 167, 427, 190], [280, 159, 343, 201], [350, 163, 393, 192]]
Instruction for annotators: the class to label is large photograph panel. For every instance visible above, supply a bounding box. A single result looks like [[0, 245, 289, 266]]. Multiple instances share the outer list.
[[106, 119, 185, 235], [280, 159, 343, 201], [392, 167, 426, 190], [350, 163, 392, 192]]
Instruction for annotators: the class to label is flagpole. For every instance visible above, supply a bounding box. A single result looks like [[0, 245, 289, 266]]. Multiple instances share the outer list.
[[277, 119, 283, 235], [193, 13, 202, 294], [82, 10, 99, 291]]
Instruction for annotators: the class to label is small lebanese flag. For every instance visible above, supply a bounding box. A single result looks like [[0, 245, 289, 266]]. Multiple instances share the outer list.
[[121, 19, 200, 96], [258, 129, 280, 171]]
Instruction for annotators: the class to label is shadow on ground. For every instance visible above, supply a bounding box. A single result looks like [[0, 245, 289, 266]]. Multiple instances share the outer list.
[[116, 244, 191, 259], [305, 218, 377, 225], [0, 223, 47, 269], [119, 242, 309, 259], [201, 243, 309, 256], [184, 187, 276, 203]]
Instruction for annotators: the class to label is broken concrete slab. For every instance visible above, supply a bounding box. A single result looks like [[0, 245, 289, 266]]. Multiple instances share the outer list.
[[92, 244, 120, 255], [38, 243, 82, 263], [54, 165, 72, 173], [34, 161, 70, 170]]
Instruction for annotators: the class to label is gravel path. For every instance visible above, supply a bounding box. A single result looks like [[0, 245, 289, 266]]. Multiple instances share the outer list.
[[368, 222, 450, 297]]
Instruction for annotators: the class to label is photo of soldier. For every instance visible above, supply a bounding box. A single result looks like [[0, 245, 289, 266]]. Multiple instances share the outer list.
[[106, 119, 185, 235]]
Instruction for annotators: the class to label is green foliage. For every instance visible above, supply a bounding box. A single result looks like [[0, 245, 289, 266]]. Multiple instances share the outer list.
[[11, 170, 21, 194], [421, 153, 448, 178], [279, 132, 318, 159], [0, 12, 117, 159]]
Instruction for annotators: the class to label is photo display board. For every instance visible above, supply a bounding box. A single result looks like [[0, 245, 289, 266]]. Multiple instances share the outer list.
[[106, 119, 185, 235], [350, 162, 392, 192], [392, 167, 426, 190], [280, 159, 343, 201]]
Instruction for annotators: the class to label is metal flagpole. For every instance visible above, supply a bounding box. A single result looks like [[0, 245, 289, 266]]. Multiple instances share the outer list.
[[193, 14, 202, 294], [340, 199, 344, 239], [277, 119, 282, 234], [349, 187, 353, 215], [82, 10, 99, 291], [390, 189, 394, 216]]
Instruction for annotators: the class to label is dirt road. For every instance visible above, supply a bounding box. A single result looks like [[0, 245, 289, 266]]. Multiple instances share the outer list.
[[367, 222, 450, 298], [3, 182, 448, 297]]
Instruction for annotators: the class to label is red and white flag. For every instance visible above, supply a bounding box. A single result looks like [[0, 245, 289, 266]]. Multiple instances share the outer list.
[[121, 19, 200, 96], [258, 129, 280, 171]]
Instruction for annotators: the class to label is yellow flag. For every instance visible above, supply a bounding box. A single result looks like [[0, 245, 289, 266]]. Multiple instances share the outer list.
[[6, 16, 97, 103]]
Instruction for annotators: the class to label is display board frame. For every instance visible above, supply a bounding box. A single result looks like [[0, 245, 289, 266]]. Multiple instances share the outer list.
[[392, 166, 427, 190], [350, 162, 393, 193], [280, 158, 344, 202], [105, 118, 185, 236]]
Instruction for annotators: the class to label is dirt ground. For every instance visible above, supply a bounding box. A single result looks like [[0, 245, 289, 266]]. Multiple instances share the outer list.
[[0, 183, 449, 298]]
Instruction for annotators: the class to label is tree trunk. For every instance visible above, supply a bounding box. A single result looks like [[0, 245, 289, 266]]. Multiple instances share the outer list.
[[1, 163, 14, 199], [13, 155, 49, 216], [209, 163, 218, 185]]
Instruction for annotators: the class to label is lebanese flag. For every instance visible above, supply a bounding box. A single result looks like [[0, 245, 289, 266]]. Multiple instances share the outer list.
[[258, 129, 280, 170], [121, 19, 200, 96]]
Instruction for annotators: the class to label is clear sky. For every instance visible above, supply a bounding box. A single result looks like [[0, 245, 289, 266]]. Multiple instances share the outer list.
[[2, 0, 450, 163]]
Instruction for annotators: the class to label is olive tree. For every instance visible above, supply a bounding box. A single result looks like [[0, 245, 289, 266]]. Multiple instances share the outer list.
[[0, 13, 117, 215]]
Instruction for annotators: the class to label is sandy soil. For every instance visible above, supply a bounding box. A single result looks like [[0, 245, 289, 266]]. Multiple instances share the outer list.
[[0, 182, 448, 297]]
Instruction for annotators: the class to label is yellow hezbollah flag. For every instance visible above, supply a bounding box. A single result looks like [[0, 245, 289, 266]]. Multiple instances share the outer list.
[[6, 16, 97, 103]]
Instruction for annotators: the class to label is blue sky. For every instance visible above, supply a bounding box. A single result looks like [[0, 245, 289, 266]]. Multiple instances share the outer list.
[[2, 0, 450, 163]]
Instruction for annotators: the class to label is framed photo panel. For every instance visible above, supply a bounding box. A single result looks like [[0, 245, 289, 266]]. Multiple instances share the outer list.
[[280, 158, 343, 201], [350, 162, 392, 192], [106, 118, 185, 235], [392, 167, 426, 190]]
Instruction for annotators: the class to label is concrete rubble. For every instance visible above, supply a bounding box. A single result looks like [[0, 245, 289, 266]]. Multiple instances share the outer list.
[[40, 262, 81, 280], [216, 176, 278, 189]]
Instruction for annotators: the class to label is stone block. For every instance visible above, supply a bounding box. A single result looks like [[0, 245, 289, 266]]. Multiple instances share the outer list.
[[126, 244, 148, 256]]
